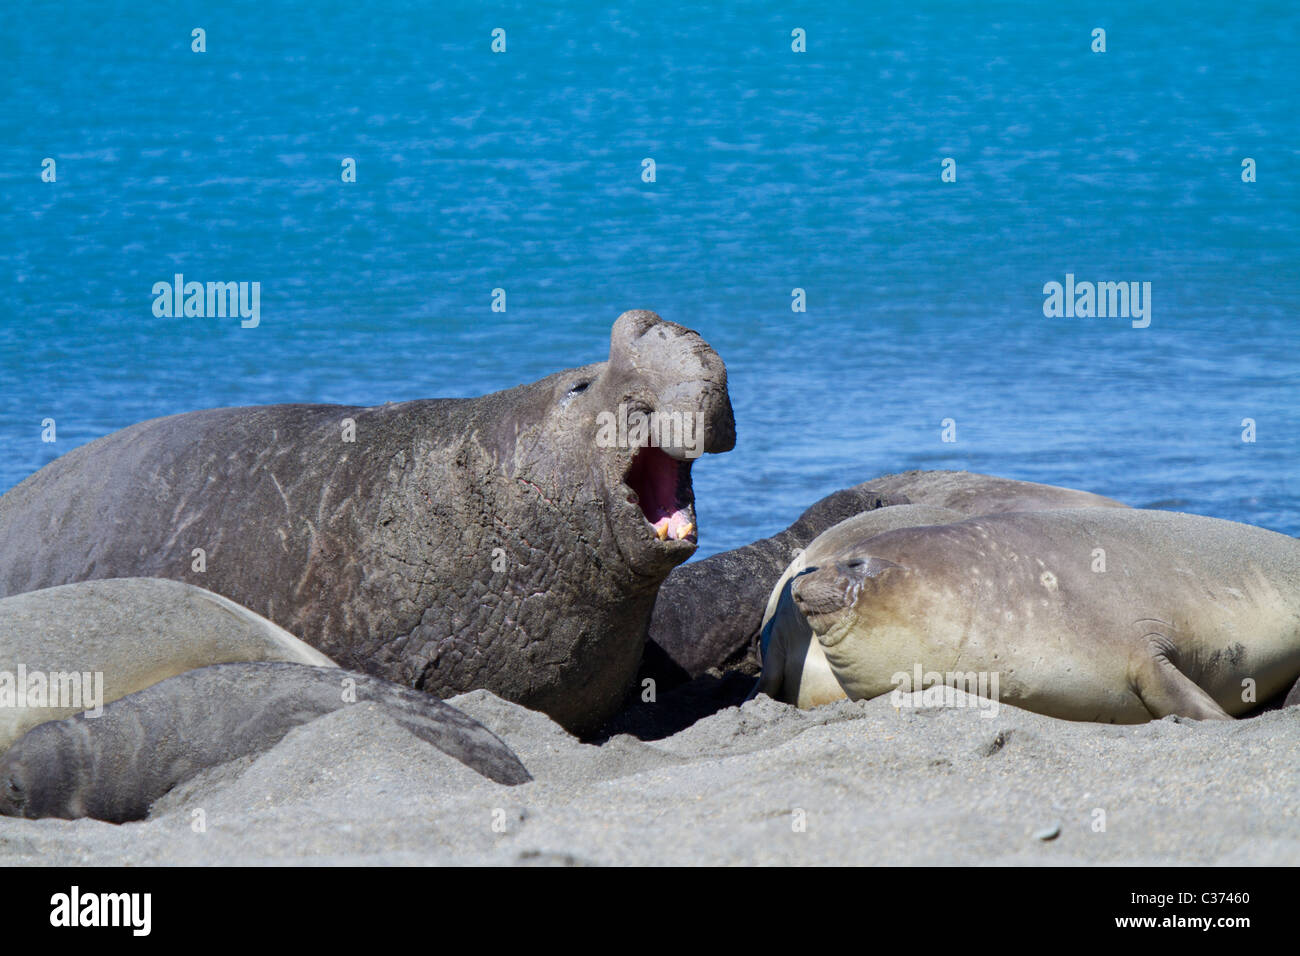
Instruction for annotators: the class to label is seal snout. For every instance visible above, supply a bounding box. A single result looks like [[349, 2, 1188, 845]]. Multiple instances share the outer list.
[[791, 567, 857, 620], [608, 310, 737, 457], [604, 310, 736, 556], [792, 553, 902, 632]]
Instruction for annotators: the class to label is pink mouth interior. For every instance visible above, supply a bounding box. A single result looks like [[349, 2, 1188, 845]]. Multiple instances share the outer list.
[[625, 447, 695, 541]]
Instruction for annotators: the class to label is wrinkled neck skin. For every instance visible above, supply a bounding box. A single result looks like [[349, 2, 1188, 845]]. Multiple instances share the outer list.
[[447, 367, 679, 600], [348, 380, 656, 733], [357, 311, 735, 734], [409, 357, 703, 588], [494, 364, 676, 588]]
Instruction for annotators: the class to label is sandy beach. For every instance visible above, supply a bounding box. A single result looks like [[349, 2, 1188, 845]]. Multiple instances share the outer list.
[[2, 686, 1295, 866]]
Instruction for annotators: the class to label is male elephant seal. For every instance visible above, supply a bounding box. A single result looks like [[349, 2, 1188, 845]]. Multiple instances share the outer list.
[[0, 311, 735, 735], [754, 504, 964, 708], [0, 577, 335, 748], [642, 471, 1129, 688], [793, 509, 1300, 722], [0, 661, 531, 823]]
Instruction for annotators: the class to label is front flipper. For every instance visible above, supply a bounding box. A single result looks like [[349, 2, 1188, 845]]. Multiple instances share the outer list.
[[1133, 653, 1233, 721]]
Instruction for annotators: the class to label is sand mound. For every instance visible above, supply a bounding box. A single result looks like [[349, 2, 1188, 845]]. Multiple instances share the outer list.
[[1, 689, 1295, 865]]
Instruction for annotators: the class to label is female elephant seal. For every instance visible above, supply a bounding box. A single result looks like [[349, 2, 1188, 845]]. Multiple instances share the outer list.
[[860, 469, 1129, 514], [793, 509, 1300, 722], [0, 311, 735, 736], [754, 504, 964, 708], [0, 577, 335, 749], [0, 661, 531, 823], [643, 470, 1129, 686]]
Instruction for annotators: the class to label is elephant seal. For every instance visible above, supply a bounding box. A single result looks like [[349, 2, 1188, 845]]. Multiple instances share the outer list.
[[641, 486, 905, 687], [0, 577, 335, 749], [754, 504, 964, 708], [0, 661, 531, 823], [0, 311, 735, 736], [793, 509, 1300, 723], [642, 471, 1129, 688], [861, 470, 1129, 514]]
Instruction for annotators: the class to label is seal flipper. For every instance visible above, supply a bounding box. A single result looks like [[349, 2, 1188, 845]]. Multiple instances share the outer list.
[[1133, 654, 1233, 721]]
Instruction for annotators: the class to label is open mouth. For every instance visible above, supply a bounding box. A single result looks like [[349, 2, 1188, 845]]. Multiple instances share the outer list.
[[623, 446, 696, 543]]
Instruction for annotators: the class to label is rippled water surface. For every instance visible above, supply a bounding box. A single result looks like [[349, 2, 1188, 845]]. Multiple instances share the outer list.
[[2, 2, 1296, 556]]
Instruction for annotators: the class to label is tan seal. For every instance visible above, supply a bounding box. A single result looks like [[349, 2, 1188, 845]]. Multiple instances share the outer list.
[[755, 505, 963, 707], [793, 509, 1300, 722], [0, 577, 335, 748]]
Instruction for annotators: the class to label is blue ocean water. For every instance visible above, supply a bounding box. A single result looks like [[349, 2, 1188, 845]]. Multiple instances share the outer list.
[[1, 2, 1296, 558]]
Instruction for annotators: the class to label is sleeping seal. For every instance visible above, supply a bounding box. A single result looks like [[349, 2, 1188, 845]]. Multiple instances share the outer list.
[[0, 311, 735, 735], [0, 577, 335, 749], [643, 470, 1129, 686], [793, 509, 1300, 722], [0, 661, 531, 823], [754, 504, 963, 708]]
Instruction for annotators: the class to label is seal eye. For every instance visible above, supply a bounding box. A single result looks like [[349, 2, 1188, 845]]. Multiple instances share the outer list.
[[840, 556, 900, 579], [556, 380, 593, 410], [560, 381, 591, 408]]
